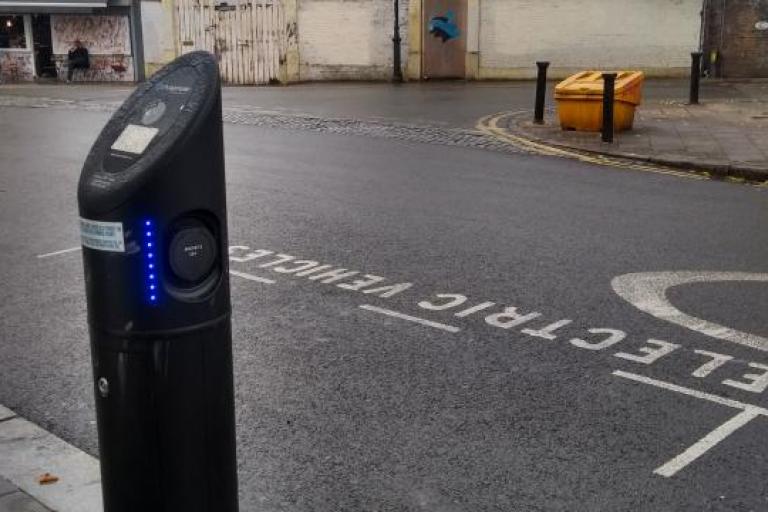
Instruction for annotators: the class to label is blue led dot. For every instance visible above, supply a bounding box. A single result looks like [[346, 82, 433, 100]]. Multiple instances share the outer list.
[[149, 274, 155, 280], [146, 231, 152, 237], [150, 285, 156, 290], [150, 295, 156, 301], [148, 263, 154, 269], [145, 221, 151, 226], [147, 242, 153, 248], [148, 253, 153, 258]]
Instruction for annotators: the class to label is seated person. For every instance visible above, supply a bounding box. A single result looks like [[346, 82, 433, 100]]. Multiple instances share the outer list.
[[67, 40, 89, 82]]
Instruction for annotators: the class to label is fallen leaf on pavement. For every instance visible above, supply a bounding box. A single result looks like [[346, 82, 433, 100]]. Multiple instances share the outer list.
[[37, 473, 59, 485]]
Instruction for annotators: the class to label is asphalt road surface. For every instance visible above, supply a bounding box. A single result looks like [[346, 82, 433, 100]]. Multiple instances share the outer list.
[[1, 97, 767, 511]]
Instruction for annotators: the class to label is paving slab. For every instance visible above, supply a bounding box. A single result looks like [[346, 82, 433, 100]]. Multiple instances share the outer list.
[[0, 479, 17, 498], [0, 413, 101, 512], [0, 492, 51, 512]]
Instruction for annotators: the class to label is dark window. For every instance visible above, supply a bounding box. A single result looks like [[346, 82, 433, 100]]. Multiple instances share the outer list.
[[0, 16, 27, 49]]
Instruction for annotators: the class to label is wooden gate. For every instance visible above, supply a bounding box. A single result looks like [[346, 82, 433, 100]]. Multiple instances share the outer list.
[[422, 0, 467, 79], [176, 0, 285, 84]]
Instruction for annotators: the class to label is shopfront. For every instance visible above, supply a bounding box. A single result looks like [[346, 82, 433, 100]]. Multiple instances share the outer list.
[[0, 0, 143, 82]]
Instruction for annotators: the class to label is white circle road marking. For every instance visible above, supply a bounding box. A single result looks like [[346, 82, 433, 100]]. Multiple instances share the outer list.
[[611, 271, 768, 352]]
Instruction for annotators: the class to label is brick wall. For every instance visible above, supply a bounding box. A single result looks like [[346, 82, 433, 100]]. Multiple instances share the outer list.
[[703, 0, 768, 78]]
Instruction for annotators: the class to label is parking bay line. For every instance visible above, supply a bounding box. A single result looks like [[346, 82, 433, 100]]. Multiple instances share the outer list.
[[34, 248, 276, 287], [36, 246, 81, 259], [613, 370, 768, 477], [358, 304, 461, 333]]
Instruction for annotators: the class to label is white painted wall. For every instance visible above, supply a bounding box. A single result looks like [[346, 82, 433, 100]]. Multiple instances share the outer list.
[[297, 0, 409, 80], [141, 0, 176, 75], [479, 0, 703, 78]]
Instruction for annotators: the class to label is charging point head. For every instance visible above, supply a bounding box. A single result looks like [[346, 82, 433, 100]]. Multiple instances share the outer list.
[[77, 51, 229, 332]]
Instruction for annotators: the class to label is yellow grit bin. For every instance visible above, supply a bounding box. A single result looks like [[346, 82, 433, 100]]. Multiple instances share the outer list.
[[555, 71, 645, 132]]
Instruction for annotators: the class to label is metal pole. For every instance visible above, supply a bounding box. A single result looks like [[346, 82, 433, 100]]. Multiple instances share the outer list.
[[602, 72, 617, 143], [534, 61, 550, 124], [128, 1, 145, 82], [392, 0, 403, 83], [690, 51, 703, 104]]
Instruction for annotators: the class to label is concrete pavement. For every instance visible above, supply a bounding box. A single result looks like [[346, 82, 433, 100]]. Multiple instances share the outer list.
[[0, 405, 100, 512], [502, 80, 768, 182]]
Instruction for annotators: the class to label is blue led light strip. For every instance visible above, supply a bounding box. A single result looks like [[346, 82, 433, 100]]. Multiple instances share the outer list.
[[144, 220, 158, 304]]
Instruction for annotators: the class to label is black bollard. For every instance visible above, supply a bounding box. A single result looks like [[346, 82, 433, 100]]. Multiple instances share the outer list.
[[392, 0, 403, 83], [690, 51, 703, 105], [602, 72, 617, 143], [78, 51, 238, 512], [534, 61, 550, 124]]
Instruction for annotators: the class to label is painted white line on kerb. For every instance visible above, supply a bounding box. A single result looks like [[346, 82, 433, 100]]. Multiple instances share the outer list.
[[229, 269, 276, 284], [611, 271, 768, 352], [613, 370, 768, 477], [359, 304, 461, 333], [36, 246, 81, 259]]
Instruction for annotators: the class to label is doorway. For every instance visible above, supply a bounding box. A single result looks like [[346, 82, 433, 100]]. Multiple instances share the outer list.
[[31, 14, 55, 78], [175, 0, 286, 85], [422, 0, 467, 79]]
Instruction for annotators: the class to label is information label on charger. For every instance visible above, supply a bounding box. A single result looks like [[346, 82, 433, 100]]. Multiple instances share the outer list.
[[80, 218, 125, 253], [110, 124, 159, 155]]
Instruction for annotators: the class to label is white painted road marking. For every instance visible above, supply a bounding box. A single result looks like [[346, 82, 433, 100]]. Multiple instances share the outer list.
[[613, 370, 768, 477], [34, 242, 768, 478], [359, 304, 461, 333], [229, 269, 276, 284], [36, 246, 81, 259], [612, 271, 768, 352], [654, 408, 762, 478]]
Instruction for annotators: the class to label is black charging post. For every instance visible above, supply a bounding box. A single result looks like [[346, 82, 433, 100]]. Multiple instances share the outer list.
[[78, 51, 238, 512]]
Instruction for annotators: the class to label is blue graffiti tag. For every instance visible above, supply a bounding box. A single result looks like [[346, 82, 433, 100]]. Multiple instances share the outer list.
[[428, 10, 460, 42]]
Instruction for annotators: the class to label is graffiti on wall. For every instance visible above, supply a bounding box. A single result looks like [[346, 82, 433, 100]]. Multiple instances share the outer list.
[[0, 51, 34, 82], [428, 10, 460, 42], [49, 15, 132, 81], [54, 54, 134, 82], [51, 15, 131, 55]]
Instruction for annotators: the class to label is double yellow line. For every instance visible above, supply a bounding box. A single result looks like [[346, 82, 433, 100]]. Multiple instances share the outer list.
[[477, 112, 744, 183]]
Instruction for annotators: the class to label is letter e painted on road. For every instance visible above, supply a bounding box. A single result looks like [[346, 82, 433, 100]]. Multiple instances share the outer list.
[[722, 363, 768, 394], [614, 339, 681, 365], [361, 283, 413, 298]]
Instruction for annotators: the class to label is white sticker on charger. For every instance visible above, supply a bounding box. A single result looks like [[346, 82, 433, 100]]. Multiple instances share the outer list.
[[80, 218, 125, 252], [110, 124, 159, 155]]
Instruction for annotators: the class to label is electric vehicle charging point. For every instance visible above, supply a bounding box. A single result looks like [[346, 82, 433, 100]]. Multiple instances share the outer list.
[[78, 51, 238, 512]]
